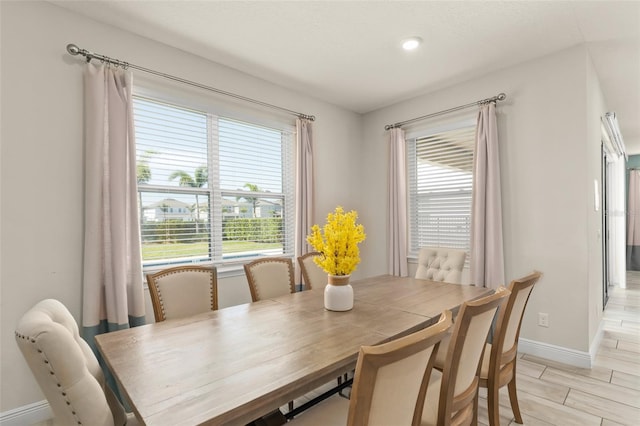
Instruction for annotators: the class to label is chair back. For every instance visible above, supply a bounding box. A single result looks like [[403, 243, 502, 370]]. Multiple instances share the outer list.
[[348, 311, 453, 426], [244, 257, 295, 301], [421, 288, 510, 425], [415, 248, 466, 283], [298, 252, 327, 290], [146, 265, 218, 322], [15, 299, 127, 426], [494, 271, 542, 364]]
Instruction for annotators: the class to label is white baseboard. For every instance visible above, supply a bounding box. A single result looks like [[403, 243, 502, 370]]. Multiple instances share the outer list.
[[519, 320, 605, 369], [589, 320, 605, 366], [518, 337, 593, 368], [0, 400, 52, 426]]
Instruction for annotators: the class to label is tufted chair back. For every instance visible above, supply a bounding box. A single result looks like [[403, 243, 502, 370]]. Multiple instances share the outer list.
[[415, 248, 466, 284], [244, 257, 296, 301], [15, 299, 135, 426]]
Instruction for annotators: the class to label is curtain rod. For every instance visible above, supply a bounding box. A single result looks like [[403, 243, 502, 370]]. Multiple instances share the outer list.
[[66, 43, 315, 121], [384, 92, 506, 130]]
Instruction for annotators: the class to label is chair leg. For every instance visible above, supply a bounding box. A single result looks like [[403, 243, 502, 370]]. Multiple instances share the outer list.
[[487, 384, 500, 426], [507, 377, 523, 424], [288, 400, 294, 413], [472, 392, 479, 426]]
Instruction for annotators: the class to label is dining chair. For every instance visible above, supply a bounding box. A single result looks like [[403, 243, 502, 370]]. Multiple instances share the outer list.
[[421, 287, 511, 426], [146, 265, 218, 322], [415, 247, 467, 284], [15, 299, 141, 426], [289, 310, 453, 426], [481, 271, 542, 426], [244, 257, 296, 302], [243, 256, 296, 412], [297, 251, 327, 290]]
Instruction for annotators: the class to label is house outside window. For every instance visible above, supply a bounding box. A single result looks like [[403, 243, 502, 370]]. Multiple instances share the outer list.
[[407, 118, 476, 265], [134, 96, 295, 267]]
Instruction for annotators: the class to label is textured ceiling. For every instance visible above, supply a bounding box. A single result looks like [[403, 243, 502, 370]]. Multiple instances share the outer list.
[[52, 1, 640, 150]]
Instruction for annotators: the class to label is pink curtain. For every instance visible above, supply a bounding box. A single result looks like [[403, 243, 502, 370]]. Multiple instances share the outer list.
[[628, 170, 640, 270], [471, 103, 505, 288], [388, 128, 408, 276], [295, 118, 314, 284], [82, 63, 146, 342]]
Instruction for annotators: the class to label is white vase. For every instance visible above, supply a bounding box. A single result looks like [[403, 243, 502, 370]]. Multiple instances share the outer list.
[[324, 275, 353, 311]]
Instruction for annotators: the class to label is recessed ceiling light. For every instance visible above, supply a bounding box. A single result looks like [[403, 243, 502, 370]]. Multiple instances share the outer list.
[[402, 37, 422, 51]]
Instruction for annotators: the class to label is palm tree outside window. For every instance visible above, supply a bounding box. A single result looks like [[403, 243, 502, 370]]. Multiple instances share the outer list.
[[133, 96, 294, 267]]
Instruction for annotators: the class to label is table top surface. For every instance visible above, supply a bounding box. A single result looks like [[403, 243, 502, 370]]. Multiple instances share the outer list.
[[95, 275, 491, 426]]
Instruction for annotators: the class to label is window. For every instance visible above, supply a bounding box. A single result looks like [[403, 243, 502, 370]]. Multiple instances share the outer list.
[[134, 96, 295, 267], [407, 119, 476, 263]]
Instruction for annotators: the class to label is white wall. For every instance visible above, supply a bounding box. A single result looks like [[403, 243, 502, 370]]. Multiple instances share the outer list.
[[0, 1, 362, 413], [361, 46, 605, 357]]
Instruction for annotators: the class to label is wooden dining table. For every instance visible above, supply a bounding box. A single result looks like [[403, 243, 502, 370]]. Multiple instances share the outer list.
[[95, 274, 491, 426]]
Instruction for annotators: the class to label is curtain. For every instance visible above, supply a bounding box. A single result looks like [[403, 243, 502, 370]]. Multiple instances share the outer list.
[[471, 103, 505, 288], [627, 170, 640, 270], [82, 63, 146, 348], [295, 118, 314, 285], [388, 128, 409, 277]]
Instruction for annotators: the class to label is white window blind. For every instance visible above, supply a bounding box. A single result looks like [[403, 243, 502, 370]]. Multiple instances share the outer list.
[[407, 121, 476, 262], [134, 96, 294, 267]]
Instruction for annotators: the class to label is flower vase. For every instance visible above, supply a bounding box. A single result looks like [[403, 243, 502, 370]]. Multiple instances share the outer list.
[[324, 275, 353, 311]]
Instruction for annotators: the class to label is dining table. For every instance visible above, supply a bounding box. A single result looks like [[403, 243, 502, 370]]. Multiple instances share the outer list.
[[95, 274, 492, 426]]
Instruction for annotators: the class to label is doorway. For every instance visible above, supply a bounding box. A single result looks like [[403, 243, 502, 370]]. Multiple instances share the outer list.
[[602, 145, 610, 306], [601, 140, 627, 305]]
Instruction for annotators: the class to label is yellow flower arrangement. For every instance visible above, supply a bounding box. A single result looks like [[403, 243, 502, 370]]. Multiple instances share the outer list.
[[307, 206, 366, 276]]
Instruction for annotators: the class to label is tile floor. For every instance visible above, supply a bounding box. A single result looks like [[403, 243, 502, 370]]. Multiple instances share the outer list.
[[33, 272, 640, 425]]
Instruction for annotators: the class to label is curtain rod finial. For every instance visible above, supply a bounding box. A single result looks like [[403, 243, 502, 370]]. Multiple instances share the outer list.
[[497, 93, 506, 101], [66, 44, 80, 56]]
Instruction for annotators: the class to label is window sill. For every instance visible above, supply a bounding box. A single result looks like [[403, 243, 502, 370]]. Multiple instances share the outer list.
[[142, 256, 295, 280]]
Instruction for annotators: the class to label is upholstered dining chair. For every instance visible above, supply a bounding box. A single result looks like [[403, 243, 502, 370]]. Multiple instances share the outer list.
[[146, 265, 218, 322], [415, 247, 467, 284], [15, 299, 140, 426], [421, 287, 511, 426], [244, 257, 297, 412], [244, 257, 296, 302], [480, 271, 542, 426], [289, 310, 453, 426], [297, 251, 327, 290]]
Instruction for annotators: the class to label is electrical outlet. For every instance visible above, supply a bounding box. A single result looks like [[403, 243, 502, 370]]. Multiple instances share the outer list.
[[538, 313, 549, 327]]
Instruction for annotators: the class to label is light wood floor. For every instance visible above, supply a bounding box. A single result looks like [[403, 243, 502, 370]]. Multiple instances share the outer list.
[[34, 272, 640, 425]]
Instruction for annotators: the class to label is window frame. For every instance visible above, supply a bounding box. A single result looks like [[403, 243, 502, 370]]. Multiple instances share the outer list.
[[406, 117, 476, 264], [133, 86, 296, 272]]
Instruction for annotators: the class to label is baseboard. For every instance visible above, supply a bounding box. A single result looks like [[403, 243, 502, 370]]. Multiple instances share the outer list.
[[589, 320, 605, 366], [518, 337, 593, 368], [0, 400, 52, 426]]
